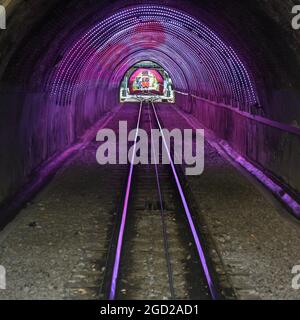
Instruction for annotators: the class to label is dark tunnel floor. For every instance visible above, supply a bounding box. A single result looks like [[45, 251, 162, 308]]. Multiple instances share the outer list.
[[0, 104, 300, 300]]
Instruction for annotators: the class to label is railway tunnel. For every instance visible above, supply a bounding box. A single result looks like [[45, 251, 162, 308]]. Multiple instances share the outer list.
[[0, 0, 300, 300]]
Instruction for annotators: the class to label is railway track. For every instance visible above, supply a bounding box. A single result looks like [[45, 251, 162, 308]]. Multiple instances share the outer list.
[[101, 100, 219, 300]]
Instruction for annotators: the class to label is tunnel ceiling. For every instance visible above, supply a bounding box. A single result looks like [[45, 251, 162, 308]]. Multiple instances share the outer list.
[[46, 5, 259, 109]]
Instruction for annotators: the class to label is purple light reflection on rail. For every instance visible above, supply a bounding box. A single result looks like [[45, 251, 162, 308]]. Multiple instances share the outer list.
[[109, 102, 143, 300], [151, 102, 218, 300]]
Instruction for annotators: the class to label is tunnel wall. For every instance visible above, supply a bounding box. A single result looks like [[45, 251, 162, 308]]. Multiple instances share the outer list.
[[0, 85, 112, 205], [175, 92, 191, 113], [1, 0, 300, 209], [175, 92, 300, 195]]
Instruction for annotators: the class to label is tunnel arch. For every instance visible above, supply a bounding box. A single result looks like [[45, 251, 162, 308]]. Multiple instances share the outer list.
[[45, 5, 259, 110], [118, 59, 175, 102], [1, 0, 300, 212]]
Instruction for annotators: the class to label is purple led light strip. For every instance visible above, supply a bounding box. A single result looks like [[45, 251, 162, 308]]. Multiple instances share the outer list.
[[49, 5, 259, 109], [150, 102, 218, 300], [109, 102, 143, 300]]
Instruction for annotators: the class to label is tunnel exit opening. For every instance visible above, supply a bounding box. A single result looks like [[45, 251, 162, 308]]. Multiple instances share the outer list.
[[119, 61, 175, 103]]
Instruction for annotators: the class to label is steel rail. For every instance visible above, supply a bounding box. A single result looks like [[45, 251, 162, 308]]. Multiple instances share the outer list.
[[147, 102, 176, 299], [109, 101, 143, 300], [150, 101, 218, 300]]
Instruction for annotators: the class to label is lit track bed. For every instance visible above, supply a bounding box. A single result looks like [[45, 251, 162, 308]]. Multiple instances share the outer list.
[[101, 100, 219, 300]]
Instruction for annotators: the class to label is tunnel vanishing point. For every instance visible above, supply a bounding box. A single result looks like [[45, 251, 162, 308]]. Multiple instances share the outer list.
[[0, 0, 300, 301]]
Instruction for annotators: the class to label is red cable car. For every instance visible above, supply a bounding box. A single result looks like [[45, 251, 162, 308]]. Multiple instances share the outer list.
[[128, 68, 164, 95], [141, 76, 150, 89]]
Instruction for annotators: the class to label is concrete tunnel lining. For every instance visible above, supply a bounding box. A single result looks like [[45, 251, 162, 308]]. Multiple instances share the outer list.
[[0, 1, 300, 215]]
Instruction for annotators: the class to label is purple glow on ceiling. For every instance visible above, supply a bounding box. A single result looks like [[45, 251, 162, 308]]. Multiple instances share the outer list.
[[47, 5, 259, 109]]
